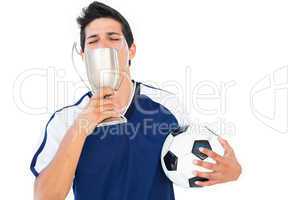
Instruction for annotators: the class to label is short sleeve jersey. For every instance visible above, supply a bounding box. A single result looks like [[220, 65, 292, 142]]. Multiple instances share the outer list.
[[30, 80, 189, 200]]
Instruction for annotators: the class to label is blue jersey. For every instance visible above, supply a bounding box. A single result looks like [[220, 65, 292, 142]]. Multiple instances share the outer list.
[[30, 80, 189, 200]]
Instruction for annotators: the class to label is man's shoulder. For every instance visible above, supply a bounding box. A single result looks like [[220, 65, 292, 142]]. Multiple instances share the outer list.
[[139, 82, 174, 95], [138, 82, 176, 104], [47, 91, 91, 132], [138, 82, 189, 126]]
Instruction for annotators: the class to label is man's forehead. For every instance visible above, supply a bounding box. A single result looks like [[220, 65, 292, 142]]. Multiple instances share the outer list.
[[85, 30, 122, 38], [85, 18, 122, 37]]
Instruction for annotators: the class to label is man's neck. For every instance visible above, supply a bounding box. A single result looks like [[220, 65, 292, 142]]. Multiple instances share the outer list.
[[110, 75, 134, 113]]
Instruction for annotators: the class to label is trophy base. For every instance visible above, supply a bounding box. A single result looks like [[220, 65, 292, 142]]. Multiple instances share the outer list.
[[96, 116, 127, 127]]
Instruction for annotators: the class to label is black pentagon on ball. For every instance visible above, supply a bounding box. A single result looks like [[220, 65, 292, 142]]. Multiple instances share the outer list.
[[171, 125, 189, 137], [192, 140, 212, 160], [188, 176, 209, 187], [163, 151, 178, 171]]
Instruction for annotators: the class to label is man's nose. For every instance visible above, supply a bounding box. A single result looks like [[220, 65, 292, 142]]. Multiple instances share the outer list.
[[95, 39, 111, 48]]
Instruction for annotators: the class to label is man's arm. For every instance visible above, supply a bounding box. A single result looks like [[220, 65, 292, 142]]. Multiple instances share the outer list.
[[34, 87, 120, 200]]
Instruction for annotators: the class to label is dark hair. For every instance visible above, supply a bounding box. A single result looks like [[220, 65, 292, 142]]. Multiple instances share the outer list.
[[77, 1, 134, 52]]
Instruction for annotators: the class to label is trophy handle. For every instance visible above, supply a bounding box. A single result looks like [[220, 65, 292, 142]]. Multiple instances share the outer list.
[[71, 42, 93, 93]]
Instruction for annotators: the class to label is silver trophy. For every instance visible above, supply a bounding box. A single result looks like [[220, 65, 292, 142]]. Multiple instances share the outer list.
[[84, 48, 121, 93], [72, 37, 129, 127]]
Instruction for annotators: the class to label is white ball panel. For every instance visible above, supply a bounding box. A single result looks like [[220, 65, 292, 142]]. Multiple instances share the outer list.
[[161, 134, 174, 157], [168, 132, 194, 157], [178, 153, 213, 180], [208, 135, 224, 157], [165, 170, 190, 188]]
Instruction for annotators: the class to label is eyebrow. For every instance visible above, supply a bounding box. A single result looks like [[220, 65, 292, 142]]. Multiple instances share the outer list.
[[86, 32, 121, 40], [86, 34, 98, 40], [107, 32, 121, 36]]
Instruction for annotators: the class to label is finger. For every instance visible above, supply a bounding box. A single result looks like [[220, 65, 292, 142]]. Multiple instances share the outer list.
[[199, 147, 224, 163], [218, 137, 234, 156], [92, 99, 114, 108], [89, 98, 114, 107], [99, 110, 121, 122], [192, 171, 218, 180], [94, 87, 115, 99], [193, 159, 218, 171], [99, 103, 115, 112], [195, 180, 220, 187]]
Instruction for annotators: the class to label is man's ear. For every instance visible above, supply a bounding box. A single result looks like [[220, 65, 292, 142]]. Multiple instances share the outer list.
[[128, 43, 136, 64], [80, 50, 84, 60]]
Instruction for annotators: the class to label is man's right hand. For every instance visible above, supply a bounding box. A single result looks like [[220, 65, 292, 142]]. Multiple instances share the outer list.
[[76, 87, 121, 135], [34, 88, 119, 200]]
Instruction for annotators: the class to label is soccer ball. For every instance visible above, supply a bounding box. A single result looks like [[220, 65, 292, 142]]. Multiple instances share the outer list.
[[161, 125, 224, 188]]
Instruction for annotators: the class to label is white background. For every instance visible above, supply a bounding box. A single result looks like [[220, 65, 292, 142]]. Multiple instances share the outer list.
[[0, 0, 299, 199]]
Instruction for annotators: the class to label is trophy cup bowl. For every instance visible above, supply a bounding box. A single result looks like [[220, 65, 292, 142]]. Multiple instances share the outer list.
[[84, 47, 127, 127]]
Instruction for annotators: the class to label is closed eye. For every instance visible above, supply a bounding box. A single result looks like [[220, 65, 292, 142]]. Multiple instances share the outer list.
[[88, 40, 98, 44], [110, 38, 121, 41]]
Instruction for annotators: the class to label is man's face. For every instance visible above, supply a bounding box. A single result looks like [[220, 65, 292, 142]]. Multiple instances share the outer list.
[[83, 18, 136, 73]]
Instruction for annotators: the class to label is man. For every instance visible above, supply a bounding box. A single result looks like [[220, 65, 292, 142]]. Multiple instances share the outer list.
[[30, 2, 241, 200]]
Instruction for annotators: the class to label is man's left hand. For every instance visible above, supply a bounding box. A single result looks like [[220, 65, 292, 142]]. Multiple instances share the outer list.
[[192, 137, 242, 187]]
